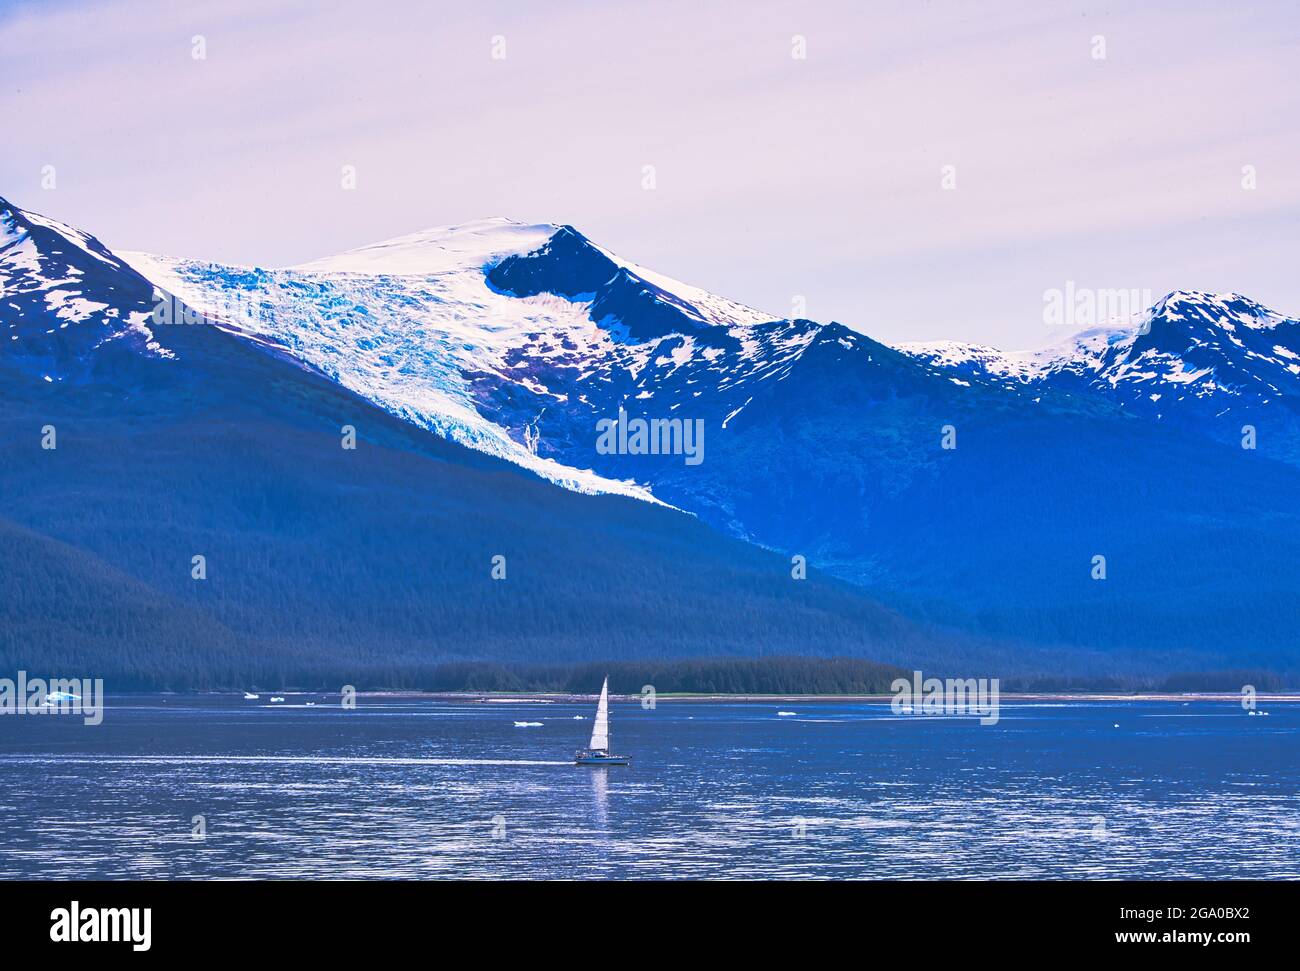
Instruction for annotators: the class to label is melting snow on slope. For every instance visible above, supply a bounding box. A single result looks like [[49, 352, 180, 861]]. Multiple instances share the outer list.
[[121, 234, 664, 503]]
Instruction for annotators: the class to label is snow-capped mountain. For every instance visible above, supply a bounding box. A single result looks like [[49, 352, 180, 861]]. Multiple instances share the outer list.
[[120, 217, 843, 506], [121, 217, 992, 518], [1, 199, 173, 380], [902, 291, 1300, 460], [8, 195, 1300, 671]]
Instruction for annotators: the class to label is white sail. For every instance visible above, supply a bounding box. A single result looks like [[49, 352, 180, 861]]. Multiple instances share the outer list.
[[588, 678, 610, 752]]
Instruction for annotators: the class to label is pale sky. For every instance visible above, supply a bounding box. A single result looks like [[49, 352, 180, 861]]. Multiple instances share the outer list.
[[2, 0, 1297, 347]]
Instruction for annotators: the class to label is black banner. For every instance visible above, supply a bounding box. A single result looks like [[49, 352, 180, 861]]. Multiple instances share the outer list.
[[0, 880, 1284, 957]]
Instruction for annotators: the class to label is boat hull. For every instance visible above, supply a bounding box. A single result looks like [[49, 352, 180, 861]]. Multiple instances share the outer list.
[[575, 754, 630, 766]]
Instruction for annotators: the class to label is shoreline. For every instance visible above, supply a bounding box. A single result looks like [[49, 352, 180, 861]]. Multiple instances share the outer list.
[[353, 690, 1300, 703], [110, 690, 1300, 703]]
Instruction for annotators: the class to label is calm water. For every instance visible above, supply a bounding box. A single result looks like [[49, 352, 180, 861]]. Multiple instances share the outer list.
[[1, 695, 1297, 879]]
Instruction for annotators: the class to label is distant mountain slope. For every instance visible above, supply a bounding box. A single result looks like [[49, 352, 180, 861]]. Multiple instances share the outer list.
[[0, 196, 951, 688], [115, 214, 1300, 671], [902, 291, 1300, 462]]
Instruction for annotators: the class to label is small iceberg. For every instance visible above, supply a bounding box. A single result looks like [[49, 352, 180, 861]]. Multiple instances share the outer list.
[[777, 711, 797, 717], [514, 721, 543, 728]]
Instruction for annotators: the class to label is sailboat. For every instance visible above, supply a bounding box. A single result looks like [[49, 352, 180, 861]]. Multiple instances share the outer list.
[[574, 677, 629, 766]]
